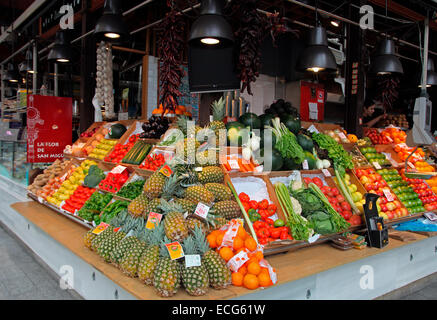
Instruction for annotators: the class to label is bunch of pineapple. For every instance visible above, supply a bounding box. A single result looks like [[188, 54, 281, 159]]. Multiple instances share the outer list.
[[138, 224, 165, 285], [153, 237, 181, 297], [128, 193, 149, 217], [119, 228, 149, 278], [159, 199, 189, 242], [180, 232, 209, 296], [110, 218, 145, 268], [193, 226, 231, 289]]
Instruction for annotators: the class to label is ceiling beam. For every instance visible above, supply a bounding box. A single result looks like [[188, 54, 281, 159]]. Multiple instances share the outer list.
[[368, 0, 437, 31]]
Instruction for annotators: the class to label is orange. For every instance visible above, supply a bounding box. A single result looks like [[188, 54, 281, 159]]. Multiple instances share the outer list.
[[247, 261, 261, 276], [237, 227, 248, 240], [232, 272, 243, 286], [243, 274, 259, 290], [219, 247, 234, 262], [254, 251, 264, 261], [245, 237, 257, 252], [238, 265, 248, 276], [245, 257, 259, 266], [216, 233, 225, 247], [233, 237, 244, 251], [258, 272, 272, 287], [207, 234, 217, 248], [260, 267, 270, 275]]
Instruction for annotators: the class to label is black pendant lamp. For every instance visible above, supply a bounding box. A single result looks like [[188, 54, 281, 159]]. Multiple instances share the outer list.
[[297, 26, 337, 73], [3, 63, 20, 83], [370, 39, 403, 75], [48, 30, 72, 63], [19, 48, 34, 74], [189, 0, 234, 47], [419, 58, 437, 88], [94, 0, 128, 41]]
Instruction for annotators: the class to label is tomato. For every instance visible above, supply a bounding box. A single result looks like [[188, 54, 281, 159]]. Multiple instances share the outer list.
[[249, 200, 258, 209], [279, 231, 290, 240], [239, 193, 250, 203], [258, 199, 269, 209], [303, 177, 312, 185], [242, 202, 250, 213], [267, 204, 277, 215], [331, 188, 340, 197], [341, 202, 351, 211], [342, 210, 352, 220], [336, 194, 345, 203], [270, 228, 281, 239], [349, 215, 362, 226], [312, 177, 323, 188]]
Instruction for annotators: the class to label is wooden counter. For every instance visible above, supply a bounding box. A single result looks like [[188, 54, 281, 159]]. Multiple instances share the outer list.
[[10, 201, 432, 300]]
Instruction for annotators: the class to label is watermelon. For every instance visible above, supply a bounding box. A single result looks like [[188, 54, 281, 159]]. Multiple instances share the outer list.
[[253, 148, 283, 171], [239, 113, 261, 129], [303, 151, 316, 170], [281, 115, 301, 135], [109, 123, 127, 139], [259, 114, 274, 127], [283, 158, 301, 170], [297, 134, 314, 152]]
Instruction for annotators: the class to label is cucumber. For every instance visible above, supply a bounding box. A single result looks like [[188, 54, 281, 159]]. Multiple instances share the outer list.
[[125, 141, 146, 164], [133, 144, 151, 165], [122, 142, 142, 164]]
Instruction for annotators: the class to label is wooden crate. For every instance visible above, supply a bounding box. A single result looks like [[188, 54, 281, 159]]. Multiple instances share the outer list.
[[374, 144, 403, 168]]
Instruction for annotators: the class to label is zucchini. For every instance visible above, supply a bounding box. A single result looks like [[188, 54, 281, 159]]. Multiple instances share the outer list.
[[127, 141, 146, 164], [132, 144, 151, 165], [122, 142, 142, 164]]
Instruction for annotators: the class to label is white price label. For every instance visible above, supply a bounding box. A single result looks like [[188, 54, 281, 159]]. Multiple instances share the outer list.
[[111, 165, 127, 174], [424, 212, 437, 221], [228, 159, 240, 170], [386, 136, 393, 143], [338, 132, 347, 140], [383, 188, 394, 202], [194, 203, 210, 220], [194, 167, 203, 172], [60, 173, 68, 181], [372, 162, 382, 170], [185, 255, 201, 268], [307, 125, 319, 133], [254, 165, 263, 173], [302, 160, 309, 170], [37, 196, 44, 204], [308, 234, 321, 244], [407, 162, 416, 169], [322, 169, 331, 177]]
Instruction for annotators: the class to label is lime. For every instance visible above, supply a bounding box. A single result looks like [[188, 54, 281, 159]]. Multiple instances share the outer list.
[[274, 219, 285, 227]]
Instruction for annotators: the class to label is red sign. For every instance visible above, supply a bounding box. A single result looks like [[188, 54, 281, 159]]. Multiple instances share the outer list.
[[27, 95, 72, 163]]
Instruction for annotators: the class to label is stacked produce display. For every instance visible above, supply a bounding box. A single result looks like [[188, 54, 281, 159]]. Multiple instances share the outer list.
[[27, 98, 437, 299]]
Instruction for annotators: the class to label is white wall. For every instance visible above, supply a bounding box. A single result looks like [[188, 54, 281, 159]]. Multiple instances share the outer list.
[[240, 74, 277, 115]]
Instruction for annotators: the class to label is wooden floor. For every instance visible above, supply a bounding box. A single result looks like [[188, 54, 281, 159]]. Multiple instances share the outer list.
[[10, 200, 432, 300]]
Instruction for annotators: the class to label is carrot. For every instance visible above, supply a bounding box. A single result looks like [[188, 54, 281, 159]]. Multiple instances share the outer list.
[[223, 161, 231, 171], [246, 162, 255, 172], [237, 159, 248, 172]]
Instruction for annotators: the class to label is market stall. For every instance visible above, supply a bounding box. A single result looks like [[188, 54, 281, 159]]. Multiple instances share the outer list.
[[8, 109, 437, 299]]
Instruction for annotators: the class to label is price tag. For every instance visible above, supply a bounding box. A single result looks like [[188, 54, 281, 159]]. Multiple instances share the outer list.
[[159, 165, 173, 177], [194, 167, 203, 172], [302, 160, 309, 170], [424, 212, 437, 221], [383, 188, 394, 202], [185, 255, 201, 268], [92, 222, 110, 235], [111, 165, 127, 174], [386, 136, 393, 143], [307, 125, 319, 134], [338, 132, 347, 140], [308, 234, 320, 244], [165, 242, 184, 260], [254, 165, 263, 173], [183, 211, 189, 219], [407, 162, 416, 169], [227, 249, 249, 272], [372, 162, 382, 170], [228, 159, 240, 170], [37, 196, 44, 204], [322, 169, 331, 177], [113, 227, 121, 233], [194, 202, 210, 220], [60, 173, 68, 182], [146, 212, 163, 230]]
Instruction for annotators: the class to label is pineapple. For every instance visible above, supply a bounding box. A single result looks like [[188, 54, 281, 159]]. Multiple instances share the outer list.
[[128, 193, 149, 217], [186, 216, 209, 234], [210, 216, 229, 230], [194, 225, 231, 289], [143, 170, 166, 200], [177, 115, 201, 139], [96, 211, 130, 262], [209, 97, 227, 146], [110, 218, 145, 267], [138, 224, 165, 285], [185, 185, 215, 205], [144, 198, 162, 216], [176, 138, 200, 163], [153, 237, 181, 297], [196, 150, 220, 167], [204, 183, 232, 201], [83, 229, 96, 249], [197, 166, 224, 184], [160, 199, 189, 242], [180, 232, 209, 296], [211, 200, 241, 220], [174, 198, 196, 214], [119, 230, 148, 277], [90, 226, 115, 252]]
